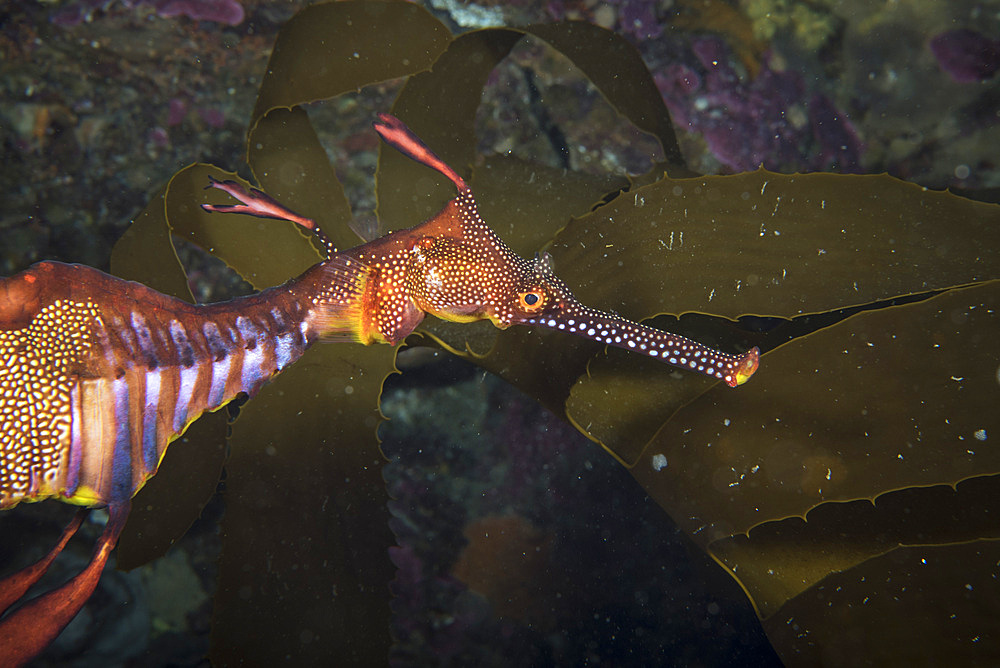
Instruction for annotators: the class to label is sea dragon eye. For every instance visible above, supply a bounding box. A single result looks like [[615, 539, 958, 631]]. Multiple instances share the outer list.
[[519, 290, 545, 311]]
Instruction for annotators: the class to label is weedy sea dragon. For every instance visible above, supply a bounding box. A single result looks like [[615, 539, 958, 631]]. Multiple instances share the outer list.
[[0, 114, 759, 664]]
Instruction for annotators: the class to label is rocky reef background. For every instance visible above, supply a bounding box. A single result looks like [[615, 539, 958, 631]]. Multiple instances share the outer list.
[[3, 0, 998, 278]]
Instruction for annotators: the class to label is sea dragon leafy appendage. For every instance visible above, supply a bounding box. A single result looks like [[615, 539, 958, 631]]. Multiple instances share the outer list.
[[0, 113, 757, 665]]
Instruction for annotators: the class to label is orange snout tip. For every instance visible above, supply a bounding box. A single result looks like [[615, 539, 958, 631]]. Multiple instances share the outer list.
[[730, 346, 760, 387]]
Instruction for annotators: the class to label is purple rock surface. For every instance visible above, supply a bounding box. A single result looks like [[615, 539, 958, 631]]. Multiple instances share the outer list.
[[51, 0, 244, 27], [656, 35, 862, 173], [930, 29, 1000, 83]]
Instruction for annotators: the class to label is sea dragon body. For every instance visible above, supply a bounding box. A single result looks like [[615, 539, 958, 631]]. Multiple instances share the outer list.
[[0, 114, 758, 664]]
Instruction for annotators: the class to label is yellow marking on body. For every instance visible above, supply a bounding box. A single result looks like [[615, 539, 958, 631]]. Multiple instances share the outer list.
[[1, 299, 99, 509]]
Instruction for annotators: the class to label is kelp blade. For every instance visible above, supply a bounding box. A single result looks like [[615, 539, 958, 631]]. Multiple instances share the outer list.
[[563, 170, 1000, 464], [210, 344, 396, 665], [628, 280, 1000, 657], [250, 0, 451, 134], [767, 537, 1000, 665]]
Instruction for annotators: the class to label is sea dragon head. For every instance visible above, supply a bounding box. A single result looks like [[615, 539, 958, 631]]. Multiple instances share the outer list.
[[374, 114, 759, 387]]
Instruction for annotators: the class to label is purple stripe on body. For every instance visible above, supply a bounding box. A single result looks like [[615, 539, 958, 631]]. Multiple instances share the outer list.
[[108, 376, 133, 504], [112, 315, 137, 363], [236, 315, 266, 393], [240, 343, 265, 395], [207, 354, 232, 408], [169, 319, 196, 367], [142, 369, 161, 472], [132, 312, 158, 368], [275, 332, 296, 371], [270, 307, 287, 331], [173, 365, 199, 433], [235, 315, 258, 341], [202, 321, 229, 359]]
